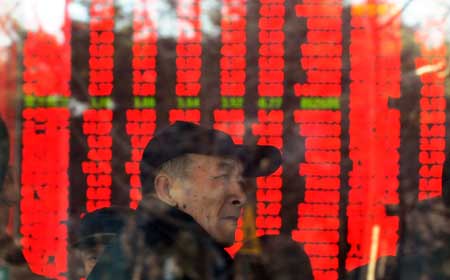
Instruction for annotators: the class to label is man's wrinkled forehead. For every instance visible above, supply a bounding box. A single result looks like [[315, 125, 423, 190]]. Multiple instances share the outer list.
[[216, 158, 243, 174], [188, 154, 243, 174]]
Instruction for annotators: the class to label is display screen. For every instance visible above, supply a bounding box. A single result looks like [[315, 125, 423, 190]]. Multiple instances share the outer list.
[[0, 0, 449, 279]]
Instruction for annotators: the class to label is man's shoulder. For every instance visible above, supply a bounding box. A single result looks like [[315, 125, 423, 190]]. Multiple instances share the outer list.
[[88, 200, 234, 280]]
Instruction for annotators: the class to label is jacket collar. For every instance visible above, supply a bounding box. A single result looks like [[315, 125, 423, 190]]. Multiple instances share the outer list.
[[136, 196, 224, 248]]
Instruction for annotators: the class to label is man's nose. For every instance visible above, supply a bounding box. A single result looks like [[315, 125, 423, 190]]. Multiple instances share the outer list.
[[230, 179, 247, 206]]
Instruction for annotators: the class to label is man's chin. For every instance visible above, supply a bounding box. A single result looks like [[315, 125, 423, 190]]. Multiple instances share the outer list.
[[215, 229, 237, 247], [217, 236, 235, 247], [206, 220, 238, 245]]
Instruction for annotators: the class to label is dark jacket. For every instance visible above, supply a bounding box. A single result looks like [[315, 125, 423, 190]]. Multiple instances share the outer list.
[[87, 197, 233, 280]]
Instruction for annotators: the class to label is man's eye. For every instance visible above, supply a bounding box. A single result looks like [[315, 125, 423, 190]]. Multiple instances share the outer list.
[[213, 174, 229, 180], [237, 178, 245, 185]]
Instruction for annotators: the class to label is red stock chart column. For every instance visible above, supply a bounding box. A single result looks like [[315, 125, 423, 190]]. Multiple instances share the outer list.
[[216, 0, 247, 255], [292, 1, 342, 279], [169, 0, 201, 123], [252, 0, 284, 237], [21, 8, 71, 279], [83, 0, 114, 212], [346, 2, 400, 270], [415, 24, 447, 201], [127, 0, 158, 209]]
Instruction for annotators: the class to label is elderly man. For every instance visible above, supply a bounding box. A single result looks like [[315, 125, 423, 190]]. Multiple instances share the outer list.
[[88, 121, 281, 280]]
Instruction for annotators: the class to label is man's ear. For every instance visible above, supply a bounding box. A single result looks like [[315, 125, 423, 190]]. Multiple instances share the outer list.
[[154, 173, 177, 206]]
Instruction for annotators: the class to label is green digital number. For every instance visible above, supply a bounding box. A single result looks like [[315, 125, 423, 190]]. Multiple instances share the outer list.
[[300, 97, 340, 109], [134, 97, 156, 108], [221, 97, 243, 109], [23, 95, 69, 108], [258, 97, 282, 109], [177, 97, 200, 109], [91, 97, 113, 109]]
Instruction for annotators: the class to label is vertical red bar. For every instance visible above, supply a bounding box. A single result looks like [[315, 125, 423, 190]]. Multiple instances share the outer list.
[[292, 1, 342, 279], [415, 23, 447, 201], [20, 2, 71, 278], [84, 0, 114, 212], [346, 1, 400, 271], [252, 0, 285, 238], [217, 0, 247, 256], [127, 0, 159, 209], [169, 0, 202, 123]]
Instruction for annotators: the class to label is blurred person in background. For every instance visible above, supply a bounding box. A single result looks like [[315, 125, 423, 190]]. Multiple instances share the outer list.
[[0, 117, 46, 280], [70, 207, 133, 278]]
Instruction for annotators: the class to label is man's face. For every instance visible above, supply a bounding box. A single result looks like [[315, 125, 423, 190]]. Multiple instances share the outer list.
[[77, 244, 106, 277], [170, 154, 247, 246]]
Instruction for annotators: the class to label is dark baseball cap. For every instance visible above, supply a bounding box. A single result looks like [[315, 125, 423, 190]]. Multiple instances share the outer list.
[[140, 121, 282, 194], [72, 207, 132, 249]]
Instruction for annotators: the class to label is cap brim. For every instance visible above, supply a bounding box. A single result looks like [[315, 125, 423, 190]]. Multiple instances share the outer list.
[[71, 233, 117, 249], [236, 145, 282, 177]]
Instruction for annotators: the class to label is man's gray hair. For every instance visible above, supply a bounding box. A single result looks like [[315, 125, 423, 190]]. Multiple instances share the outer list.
[[142, 154, 192, 196], [158, 154, 192, 179]]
